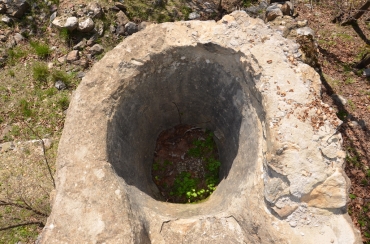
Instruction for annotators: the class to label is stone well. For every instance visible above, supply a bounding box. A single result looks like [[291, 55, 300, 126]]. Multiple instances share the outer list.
[[40, 12, 361, 243]]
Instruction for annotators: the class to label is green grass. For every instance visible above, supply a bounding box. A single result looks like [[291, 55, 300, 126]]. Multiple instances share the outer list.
[[30, 41, 51, 59], [32, 62, 49, 82], [7, 47, 27, 66]]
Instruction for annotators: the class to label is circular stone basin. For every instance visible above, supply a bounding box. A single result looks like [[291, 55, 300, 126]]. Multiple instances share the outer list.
[[106, 44, 261, 215], [41, 12, 359, 244]]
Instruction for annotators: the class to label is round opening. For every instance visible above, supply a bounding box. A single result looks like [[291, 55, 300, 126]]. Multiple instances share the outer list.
[[152, 124, 221, 203], [107, 44, 262, 216]]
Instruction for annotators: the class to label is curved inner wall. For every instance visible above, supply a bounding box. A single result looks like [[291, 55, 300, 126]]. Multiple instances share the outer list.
[[107, 44, 263, 216]]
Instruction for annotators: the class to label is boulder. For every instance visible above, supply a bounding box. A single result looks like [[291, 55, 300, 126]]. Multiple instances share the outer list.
[[52, 16, 78, 31], [89, 44, 104, 55], [5, 0, 30, 18], [39, 11, 361, 244], [77, 17, 95, 32], [124, 21, 138, 35], [266, 4, 283, 21]]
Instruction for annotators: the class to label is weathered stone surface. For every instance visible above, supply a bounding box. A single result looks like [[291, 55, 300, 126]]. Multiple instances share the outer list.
[[52, 16, 78, 31], [266, 4, 283, 21], [302, 169, 350, 208], [5, 0, 30, 18], [116, 10, 129, 26], [40, 12, 361, 244], [66, 50, 79, 62], [89, 44, 104, 55], [77, 17, 94, 32]]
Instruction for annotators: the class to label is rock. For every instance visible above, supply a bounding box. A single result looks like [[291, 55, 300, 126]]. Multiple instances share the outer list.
[[116, 10, 129, 26], [57, 55, 66, 63], [244, 2, 267, 18], [50, 4, 57, 13], [49, 11, 57, 23], [52, 16, 78, 31], [296, 34, 319, 68], [79, 58, 89, 69], [66, 50, 79, 62], [272, 203, 298, 218], [55, 80, 66, 90], [109, 25, 116, 33], [125, 21, 138, 35], [95, 21, 104, 36], [1, 15, 13, 24], [73, 38, 87, 50], [6, 37, 16, 48], [88, 2, 102, 18], [188, 12, 200, 20], [78, 18, 95, 32], [6, 0, 30, 18], [89, 44, 104, 55], [363, 68, 370, 77], [116, 25, 125, 36], [13, 33, 24, 43], [332, 94, 347, 106], [302, 169, 349, 208], [138, 21, 152, 31], [0, 2, 6, 13], [114, 2, 126, 11], [298, 19, 308, 27], [266, 4, 283, 22], [296, 26, 315, 37], [281, 1, 293, 16], [86, 34, 98, 46], [321, 144, 338, 159], [76, 71, 86, 79], [0, 141, 15, 153], [0, 34, 7, 42], [40, 12, 361, 244], [0, 125, 12, 141]]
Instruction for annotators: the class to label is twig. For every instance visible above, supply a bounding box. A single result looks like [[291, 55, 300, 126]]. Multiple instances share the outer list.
[[0, 199, 48, 217], [22, 122, 55, 188], [0, 221, 44, 231]]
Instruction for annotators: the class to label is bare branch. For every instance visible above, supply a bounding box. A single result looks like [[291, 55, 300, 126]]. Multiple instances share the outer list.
[[0, 199, 48, 217], [22, 122, 56, 188], [0, 221, 44, 231]]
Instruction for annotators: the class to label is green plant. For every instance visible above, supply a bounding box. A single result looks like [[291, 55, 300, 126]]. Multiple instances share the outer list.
[[345, 77, 355, 85], [348, 99, 356, 110], [30, 41, 51, 59], [349, 193, 357, 199], [33, 62, 49, 82], [20, 99, 32, 117], [336, 110, 348, 120], [7, 47, 27, 66], [59, 28, 70, 42], [57, 95, 69, 110], [51, 70, 72, 86], [8, 70, 15, 77]]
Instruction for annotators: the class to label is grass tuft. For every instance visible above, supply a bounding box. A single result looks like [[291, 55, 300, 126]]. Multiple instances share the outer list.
[[33, 62, 49, 82]]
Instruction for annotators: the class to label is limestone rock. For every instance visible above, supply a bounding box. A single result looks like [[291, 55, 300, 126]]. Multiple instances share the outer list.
[[40, 11, 361, 244], [266, 4, 283, 21], [116, 10, 129, 26], [188, 12, 200, 20], [66, 50, 79, 62], [52, 16, 78, 31], [302, 169, 350, 208], [89, 44, 104, 55], [88, 2, 102, 18], [5, 0, 30, 18], [281, 1, 293, 16], [77, 18, 94, 32]]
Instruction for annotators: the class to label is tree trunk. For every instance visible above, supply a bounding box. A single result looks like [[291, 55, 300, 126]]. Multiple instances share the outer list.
[[342, 0, 370, 25], [355, 52, 370, 69]]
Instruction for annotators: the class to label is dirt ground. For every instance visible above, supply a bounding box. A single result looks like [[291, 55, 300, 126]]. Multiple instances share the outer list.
[[152, 124, 220, 203]]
